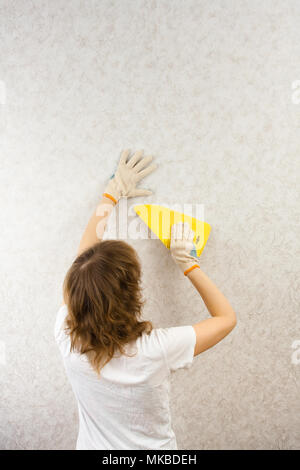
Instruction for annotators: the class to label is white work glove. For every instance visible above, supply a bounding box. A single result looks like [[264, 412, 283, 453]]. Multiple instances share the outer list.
[[170, 222, 200, 276], [103, 149, 157, 204]]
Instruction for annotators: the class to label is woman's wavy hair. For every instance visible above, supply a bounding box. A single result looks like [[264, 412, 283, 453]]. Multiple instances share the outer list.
[[63, 240, 153, 374]]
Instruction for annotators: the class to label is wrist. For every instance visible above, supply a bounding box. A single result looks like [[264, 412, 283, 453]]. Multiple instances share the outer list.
[[172, 257, 200, 275]]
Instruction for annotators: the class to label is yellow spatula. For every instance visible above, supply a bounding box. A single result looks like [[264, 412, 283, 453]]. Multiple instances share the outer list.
[[134, 204, 211, 258]]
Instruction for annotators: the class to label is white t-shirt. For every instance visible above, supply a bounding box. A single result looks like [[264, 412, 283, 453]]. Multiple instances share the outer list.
[[54, 304, 196, 450]]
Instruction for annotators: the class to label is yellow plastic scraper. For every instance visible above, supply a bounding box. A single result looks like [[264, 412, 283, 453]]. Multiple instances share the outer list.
[[134, 204, 211, 258]]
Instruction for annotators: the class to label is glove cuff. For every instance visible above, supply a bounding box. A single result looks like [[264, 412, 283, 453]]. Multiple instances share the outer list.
[[184, 264, 200, 276], [103, 192, 118, 204], [103, 178, 121, 204]]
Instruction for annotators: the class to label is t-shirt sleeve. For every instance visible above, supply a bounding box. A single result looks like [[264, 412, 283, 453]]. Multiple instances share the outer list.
[[155, 325, 196, 373], [54, 304, 70, 356]]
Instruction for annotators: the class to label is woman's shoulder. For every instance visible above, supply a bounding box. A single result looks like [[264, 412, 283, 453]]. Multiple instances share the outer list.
[[54, 304, 68, 339], [135, 326, 168, 361], [137, 324, 196, 374]]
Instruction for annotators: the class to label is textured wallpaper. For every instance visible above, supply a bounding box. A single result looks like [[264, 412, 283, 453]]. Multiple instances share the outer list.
[[0, 0, 299, 450]]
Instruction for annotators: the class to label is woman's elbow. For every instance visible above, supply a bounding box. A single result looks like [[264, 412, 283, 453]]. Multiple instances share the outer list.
[[223, 311, 237, 334], [228, 313, 237, 331]]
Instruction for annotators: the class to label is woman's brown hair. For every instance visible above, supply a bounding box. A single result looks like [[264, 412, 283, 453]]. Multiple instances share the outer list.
[[63, 240, 153, 374]]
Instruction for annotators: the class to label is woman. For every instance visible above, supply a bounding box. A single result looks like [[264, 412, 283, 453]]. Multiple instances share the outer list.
[[55, 149, 237, 450]]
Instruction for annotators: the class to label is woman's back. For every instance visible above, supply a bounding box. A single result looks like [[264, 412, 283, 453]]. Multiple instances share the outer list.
[[55, 304, 196, 450]]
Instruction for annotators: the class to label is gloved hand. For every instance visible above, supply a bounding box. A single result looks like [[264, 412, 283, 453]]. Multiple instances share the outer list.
[[103, 149, 157, 204], [170, 222, 200, 276]]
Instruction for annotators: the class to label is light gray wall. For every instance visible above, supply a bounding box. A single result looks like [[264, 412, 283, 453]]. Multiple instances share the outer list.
[[0, 0, 299, 450]]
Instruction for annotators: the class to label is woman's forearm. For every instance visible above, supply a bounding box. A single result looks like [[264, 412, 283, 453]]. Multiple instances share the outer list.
[[187, 267, 236, 322], [77, 196, 115, 255]]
